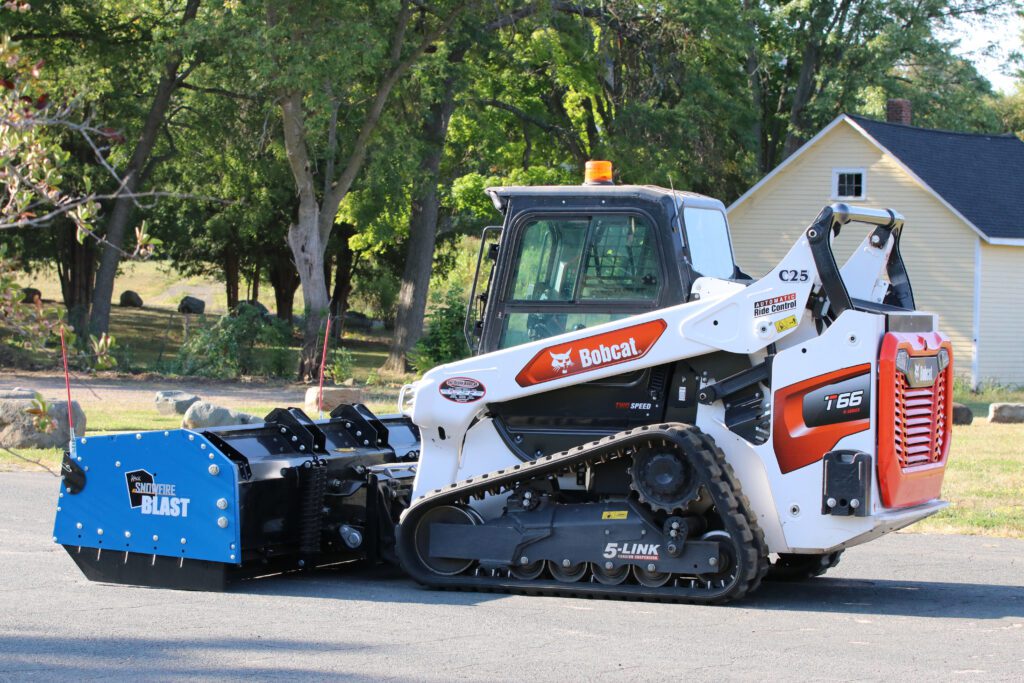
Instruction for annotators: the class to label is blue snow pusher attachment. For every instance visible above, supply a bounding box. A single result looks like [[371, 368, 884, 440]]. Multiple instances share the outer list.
[[53, 405, 420, 590]]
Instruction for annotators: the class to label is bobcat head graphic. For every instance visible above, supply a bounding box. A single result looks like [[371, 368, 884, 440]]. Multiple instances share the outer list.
[[549, 349, 574, 374]]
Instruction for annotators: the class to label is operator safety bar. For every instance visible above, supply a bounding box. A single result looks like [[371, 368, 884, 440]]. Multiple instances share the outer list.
[[804, 202, 914, 318]]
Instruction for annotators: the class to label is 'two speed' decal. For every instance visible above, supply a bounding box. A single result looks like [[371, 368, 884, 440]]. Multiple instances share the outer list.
[[515, 319, 667, 387]]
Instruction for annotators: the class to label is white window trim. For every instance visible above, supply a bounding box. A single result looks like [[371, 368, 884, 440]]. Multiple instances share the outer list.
[[831, 167, 866, 200]]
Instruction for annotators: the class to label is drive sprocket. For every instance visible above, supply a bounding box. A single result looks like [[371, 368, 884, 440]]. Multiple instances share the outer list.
[[628, 446, 700, 513]]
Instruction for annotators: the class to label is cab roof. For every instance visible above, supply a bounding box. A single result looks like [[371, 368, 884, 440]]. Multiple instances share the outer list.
[[485, 184, 726, 214]]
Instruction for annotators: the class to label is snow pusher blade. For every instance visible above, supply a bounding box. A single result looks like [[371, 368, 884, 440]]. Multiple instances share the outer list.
[[52, 405, 419, 590]]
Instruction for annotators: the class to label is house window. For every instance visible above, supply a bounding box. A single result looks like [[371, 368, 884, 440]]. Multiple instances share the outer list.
[[832, 168, 865, 200]]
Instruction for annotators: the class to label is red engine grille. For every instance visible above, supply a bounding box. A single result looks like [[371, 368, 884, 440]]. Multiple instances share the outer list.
[[877, 331, 953, 508], [893, 371, 949, 467]]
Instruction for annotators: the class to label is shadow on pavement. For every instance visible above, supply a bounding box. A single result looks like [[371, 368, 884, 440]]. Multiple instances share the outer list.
[[0, 633, 404, 680], [227, 561, 1024, 618], [747, 576, 1024, 619]]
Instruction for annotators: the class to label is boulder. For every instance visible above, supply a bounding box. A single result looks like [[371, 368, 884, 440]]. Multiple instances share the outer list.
[[344, 311, 371, 330], [236, 300, 270, 319], [177, 296, 206, 315], [0, 388, 36, 399], [154, 390, 200, 416], [0, 396, 87, 449], [182, 401, 257, 429], [988, 403, 1024, 423], [952, 403, 973, 426], [21, 287, 41, 304], [119, 290, 144, 307], [304, 386, 363, 414]]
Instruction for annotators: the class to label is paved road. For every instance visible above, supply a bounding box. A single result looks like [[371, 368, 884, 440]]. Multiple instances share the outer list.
[[1, 472, 1022, 681]]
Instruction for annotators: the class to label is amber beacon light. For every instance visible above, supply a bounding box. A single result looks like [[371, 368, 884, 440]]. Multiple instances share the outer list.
[[584, 160, 614, 185]]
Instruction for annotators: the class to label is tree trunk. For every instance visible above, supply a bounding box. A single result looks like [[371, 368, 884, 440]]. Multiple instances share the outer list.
[[330, 222, 355, 339], [781, 40, 820, 160], [743, 1, 766, 173], [251, 262, 260, 302], [268, 252, 299, 323], [288, 215, 329, 381], [383, 76, 460, 374], [55, 220, 96, 335], [224, 245, 240, 309], [88, 0, 201, 335]]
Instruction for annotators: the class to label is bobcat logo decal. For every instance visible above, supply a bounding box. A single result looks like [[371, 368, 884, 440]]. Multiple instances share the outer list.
[[549, 349, 574, 374], [516, 319, 667, 387]]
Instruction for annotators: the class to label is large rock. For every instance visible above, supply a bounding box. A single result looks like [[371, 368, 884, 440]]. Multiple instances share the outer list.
[[182, 401, 257, 429], [154, 390, 200, 416], [0, 396, 87, 449], [119, 290, 144, 307], [304, 386, 363, 414], [236, 300, 270, 319], [344, 311, 371, 330], [0, 388, 36, 399], [952, 402, 973, 426], [988, 403, 1024, 423], [177, 296, 206, 315]]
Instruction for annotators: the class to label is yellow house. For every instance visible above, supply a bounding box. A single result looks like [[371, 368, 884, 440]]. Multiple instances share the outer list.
[[728, 108, 1024, 388]]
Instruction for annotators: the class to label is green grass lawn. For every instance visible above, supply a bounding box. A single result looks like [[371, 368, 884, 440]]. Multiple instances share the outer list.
[[954, 380, 1024, 420], [913, 423, 1024, 538]]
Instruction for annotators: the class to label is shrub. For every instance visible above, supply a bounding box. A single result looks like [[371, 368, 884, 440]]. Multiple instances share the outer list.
[[409, 286, 470, 373], [351, 268, 400, 328], [323, 347, 355, 384], [173, 305, 293, 378]]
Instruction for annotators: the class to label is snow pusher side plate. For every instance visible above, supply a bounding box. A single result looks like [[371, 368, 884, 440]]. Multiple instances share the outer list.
[[53, 430, 242, 586]]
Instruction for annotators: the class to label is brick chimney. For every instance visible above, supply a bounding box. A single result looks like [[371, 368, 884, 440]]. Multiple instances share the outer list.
[[886, 98, 912, 125]]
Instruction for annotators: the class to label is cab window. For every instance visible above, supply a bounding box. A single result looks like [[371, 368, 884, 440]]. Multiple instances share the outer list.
[[500, 214, 662, 349], [509, 215, 660, 303], [682, 207, 734, 279], [510, 219, 588, 301], [580, 216, 659, 300]]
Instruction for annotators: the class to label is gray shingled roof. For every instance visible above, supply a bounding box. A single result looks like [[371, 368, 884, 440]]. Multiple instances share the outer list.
[[848, 114, 1024, 241]]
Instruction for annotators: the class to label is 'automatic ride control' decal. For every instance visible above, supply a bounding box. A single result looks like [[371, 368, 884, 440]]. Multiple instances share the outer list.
[[515, 319, 667, 387]]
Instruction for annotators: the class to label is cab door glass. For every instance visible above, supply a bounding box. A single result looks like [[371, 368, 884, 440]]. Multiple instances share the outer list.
[[580, 215, 660, 300], [510, 219, 588, 301], [500, 214, 662, 349], [682, 207, 734, 279]]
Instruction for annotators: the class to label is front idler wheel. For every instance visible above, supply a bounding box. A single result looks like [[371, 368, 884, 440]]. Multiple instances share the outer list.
[[412, 504, 481, 577], [698, 530, 737, 586]]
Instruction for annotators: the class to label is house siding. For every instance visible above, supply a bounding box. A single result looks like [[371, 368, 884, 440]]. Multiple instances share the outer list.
[[978, 243, 1024, 385], [728, 121, 977, 375]]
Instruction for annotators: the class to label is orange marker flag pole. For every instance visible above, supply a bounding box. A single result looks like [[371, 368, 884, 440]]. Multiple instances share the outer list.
[[317, 315, 332, 419], [59, 326, 77, 459]]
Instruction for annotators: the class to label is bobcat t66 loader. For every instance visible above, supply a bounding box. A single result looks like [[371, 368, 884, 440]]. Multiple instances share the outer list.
[[53, 161, 954, 603]]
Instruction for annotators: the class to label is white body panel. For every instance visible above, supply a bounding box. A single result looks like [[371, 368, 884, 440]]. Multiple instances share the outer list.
[[403, 225, 942, 554]]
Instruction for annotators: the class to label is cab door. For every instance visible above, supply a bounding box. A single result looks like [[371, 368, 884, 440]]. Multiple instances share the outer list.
[[485, 210, 675, 459]]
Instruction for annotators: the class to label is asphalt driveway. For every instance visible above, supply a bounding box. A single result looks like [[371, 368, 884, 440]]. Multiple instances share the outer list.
[[1, 471, 1021, 681]]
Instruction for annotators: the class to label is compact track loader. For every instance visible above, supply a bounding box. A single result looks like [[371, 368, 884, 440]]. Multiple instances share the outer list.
[[53, 162, 954, 603]]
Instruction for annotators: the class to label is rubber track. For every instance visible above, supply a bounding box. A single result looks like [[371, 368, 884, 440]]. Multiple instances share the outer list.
[[396, 423, 769, 604]]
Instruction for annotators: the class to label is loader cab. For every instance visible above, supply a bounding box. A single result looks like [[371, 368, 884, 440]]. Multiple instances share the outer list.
[[465, 183, 737, 356], [461, 178, 741, 460]]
